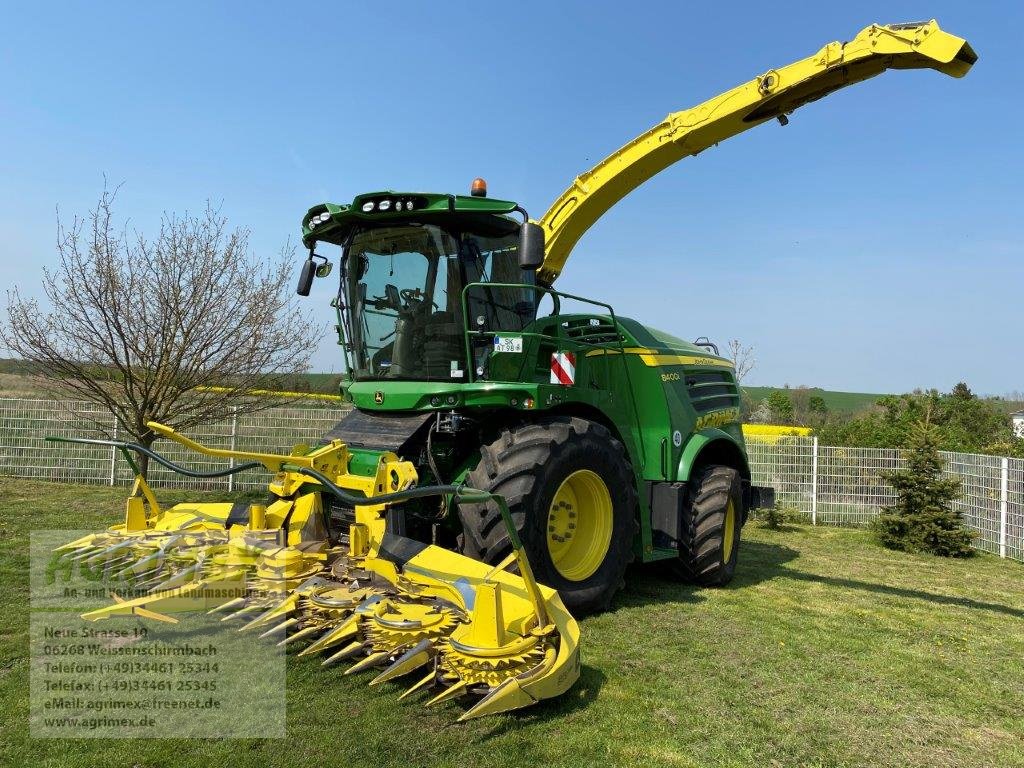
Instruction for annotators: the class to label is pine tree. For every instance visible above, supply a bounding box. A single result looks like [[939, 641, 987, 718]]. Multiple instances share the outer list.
[[876, 420, 975, 557]]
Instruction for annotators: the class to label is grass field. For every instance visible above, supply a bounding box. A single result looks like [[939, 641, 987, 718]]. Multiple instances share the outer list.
[[2, 479, 1023, 767]]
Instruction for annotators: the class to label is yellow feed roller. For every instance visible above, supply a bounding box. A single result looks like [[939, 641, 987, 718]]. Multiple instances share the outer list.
[[52, 423, 579, 721]]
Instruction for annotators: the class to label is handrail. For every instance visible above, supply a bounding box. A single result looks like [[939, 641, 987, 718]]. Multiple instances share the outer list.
[[458, 281, 646, 467]]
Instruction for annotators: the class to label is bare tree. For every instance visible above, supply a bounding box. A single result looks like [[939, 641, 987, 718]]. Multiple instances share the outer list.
[[2, 189, 321, 476], [727, 339, 756, 384]]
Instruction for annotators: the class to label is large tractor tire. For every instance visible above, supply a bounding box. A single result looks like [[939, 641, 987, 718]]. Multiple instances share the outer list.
[[458, 416, 638, 615], [671, 465, 743, 586]]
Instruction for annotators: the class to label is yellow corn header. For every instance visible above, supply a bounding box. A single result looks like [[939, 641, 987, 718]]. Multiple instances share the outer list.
[[53, 423, 579, 720]]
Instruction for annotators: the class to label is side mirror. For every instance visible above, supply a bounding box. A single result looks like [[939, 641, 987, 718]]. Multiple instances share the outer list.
[[297, 259, 315, 296], [518, 222, 545, 270]]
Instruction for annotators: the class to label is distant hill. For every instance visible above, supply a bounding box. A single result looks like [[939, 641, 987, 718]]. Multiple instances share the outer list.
[[3, 358, 1007, 417], [0, 358, 42, 375], [0, 358, 349, 399], [293, 373, 346, 395], [741, 386, 884, 416]]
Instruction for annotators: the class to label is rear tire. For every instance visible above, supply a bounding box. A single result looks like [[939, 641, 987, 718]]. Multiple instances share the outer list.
[[670, 465, 743, 586], [458, 416, 638, 615]]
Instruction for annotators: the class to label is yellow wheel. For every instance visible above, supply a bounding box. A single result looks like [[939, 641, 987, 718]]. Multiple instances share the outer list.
[[460, 416, 638, 615], [546, 469, 614, 581], [723, 498, 736, 565]]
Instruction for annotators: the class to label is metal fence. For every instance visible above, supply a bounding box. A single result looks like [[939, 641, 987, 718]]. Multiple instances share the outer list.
[[2, 398, 1022, 562], [0, 397, 349, 492], [746, 436, 1024, 561]]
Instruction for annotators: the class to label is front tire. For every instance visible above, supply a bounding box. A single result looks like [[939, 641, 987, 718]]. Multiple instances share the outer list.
[[458, 416, 638, 615], [670, 465, 743, 586]]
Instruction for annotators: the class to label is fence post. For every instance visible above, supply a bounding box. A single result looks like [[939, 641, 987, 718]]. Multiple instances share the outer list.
[[109, 419, 119, 486], [228, 407, 239, 493], [811, 437, 818, 526], [999, 456, 1009, 559]]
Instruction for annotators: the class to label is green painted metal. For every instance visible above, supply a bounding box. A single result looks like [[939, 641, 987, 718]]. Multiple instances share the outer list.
[[301, 192, 519, 248], [305, 202, 752, 564]]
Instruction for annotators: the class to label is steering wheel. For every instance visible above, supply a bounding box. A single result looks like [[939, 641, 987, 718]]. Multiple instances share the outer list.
[[400, 288, 438, 310]]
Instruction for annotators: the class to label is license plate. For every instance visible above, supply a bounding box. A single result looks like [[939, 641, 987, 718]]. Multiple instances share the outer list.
[[493, 336, 523, 353]]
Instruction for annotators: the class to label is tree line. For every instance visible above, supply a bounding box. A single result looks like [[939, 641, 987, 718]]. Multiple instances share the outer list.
[[744, 382, 1024, 457]]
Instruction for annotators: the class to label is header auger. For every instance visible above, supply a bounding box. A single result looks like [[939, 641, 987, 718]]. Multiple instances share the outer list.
[[55, 20, 973, 720]]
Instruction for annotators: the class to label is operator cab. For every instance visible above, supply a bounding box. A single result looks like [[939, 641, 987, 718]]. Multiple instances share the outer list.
[[297, 184, 544, 382]]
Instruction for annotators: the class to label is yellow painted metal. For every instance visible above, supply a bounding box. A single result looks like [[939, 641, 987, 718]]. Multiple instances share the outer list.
[[546, 469, 614, 581], [248, 503, 266, 529], [723, 498, 736, 565], [147, 420, 351, 476], [537, 20, 976, 283], [585, 348, 732, 369], [195, 385, 346, 402], [638, 353, 732, 369], [124, 496, 147, 531], [742, 424, 813, 439], [55, 424, 579, 720]]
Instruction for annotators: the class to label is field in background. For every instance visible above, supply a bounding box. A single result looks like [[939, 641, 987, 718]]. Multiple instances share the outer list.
[[2, 478, 1022, 768], [741, 385, 884, 415], [0, 359, 347, 398], [0, 359, 884, 411]]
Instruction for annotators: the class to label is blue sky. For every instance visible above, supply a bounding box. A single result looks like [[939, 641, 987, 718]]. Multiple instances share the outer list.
[[1, 2, 1020, 395]]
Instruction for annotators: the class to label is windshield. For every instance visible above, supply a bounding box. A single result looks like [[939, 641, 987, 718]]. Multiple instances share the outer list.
[[339, 221, 536, 381]]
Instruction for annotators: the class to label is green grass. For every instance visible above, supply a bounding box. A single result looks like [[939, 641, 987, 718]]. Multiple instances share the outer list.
[[2, 479, 1023, 767], [742, 386, 885, 415]]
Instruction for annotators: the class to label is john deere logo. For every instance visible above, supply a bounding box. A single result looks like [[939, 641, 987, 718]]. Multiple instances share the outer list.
[[374, 391, 385, 404]]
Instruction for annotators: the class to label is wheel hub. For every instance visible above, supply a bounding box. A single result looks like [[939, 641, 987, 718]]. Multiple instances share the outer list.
[[546, 469, 614, 581]]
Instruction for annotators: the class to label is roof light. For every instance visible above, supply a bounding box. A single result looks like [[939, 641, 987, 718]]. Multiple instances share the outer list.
[[361, 201, 375, 212], [379, 199, 392, 211], [471, 178, 487, 197]]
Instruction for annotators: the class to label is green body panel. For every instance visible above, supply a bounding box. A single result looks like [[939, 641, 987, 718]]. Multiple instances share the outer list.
[[302, 192, 520, 248], [676, 428, 746, 482], [341, 308, 750, 564], [303, 193, 752, 564], [348, 380, 539, 412]]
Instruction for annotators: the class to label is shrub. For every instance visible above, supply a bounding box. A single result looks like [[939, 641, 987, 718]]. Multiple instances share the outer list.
[[759, 503, 802, 530]]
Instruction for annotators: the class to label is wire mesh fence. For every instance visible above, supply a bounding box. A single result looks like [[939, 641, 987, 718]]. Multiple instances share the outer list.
[[1, 397, 1022, 562], [0, 398, 350, 492], [743, 435, 1023, 562], [1007, 458, 1024, 561]]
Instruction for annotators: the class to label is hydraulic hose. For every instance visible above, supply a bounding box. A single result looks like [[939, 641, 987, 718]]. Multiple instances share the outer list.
[[44, 435, 495, 541], [45, 436, 264, 478]]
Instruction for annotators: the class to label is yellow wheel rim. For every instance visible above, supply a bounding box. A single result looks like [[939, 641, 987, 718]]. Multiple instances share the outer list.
[[546, 469, 614, 582], [723, 498, 736, 564]]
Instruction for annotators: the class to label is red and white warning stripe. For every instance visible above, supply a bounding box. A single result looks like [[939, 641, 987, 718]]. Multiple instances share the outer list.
[[550, 351, 576, 386]]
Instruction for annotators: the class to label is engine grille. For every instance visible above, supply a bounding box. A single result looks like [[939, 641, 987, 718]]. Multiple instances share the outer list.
[[686, 371, 740, 414]]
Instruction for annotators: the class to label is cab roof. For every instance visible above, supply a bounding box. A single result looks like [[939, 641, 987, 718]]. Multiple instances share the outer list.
[[301, 191, 520, 248]]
